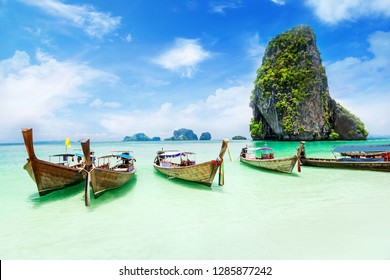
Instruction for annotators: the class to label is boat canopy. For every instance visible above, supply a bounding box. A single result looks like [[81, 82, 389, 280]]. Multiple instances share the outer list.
[[98, 154, 117, 159], [117, 153, 133, 159], [50, 153, 75, 157], [181, 152, 195, 155], [97, 154, 132, 159], [332, 144, 390, 155], [112, 150, 133, 154], [248, 147, 273, 151], [159, 151, 181, 158], [74, 152, 84, 158], [158, 151, 195, 158]]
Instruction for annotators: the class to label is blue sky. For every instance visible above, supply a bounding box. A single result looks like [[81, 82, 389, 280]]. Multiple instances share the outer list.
[[1, 0, 390, 143]]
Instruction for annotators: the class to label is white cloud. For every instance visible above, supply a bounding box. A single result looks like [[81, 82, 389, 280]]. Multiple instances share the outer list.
[[246, 33, 266, 59], [271, 0, 286, 5], [20, 0, 121, 38], [90, 98, 121, 108], [185, 1, 198, 10], [154, 38, 211, 78], [24, 26, 42, 37], [0, 50, 116, 142], [100, 86, 252, 140], [124, 34, 132, 43], [35, 49, 54, 62], [326, 31, 390, 136], [210, 1, 243, 14], [0, 50, 30, 76], [24, 27, 54, 46], [305, 0, 390, 24]]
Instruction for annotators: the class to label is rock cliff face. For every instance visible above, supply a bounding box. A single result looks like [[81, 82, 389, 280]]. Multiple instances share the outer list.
[[165, 128, 198, 141], [250, 25, 368, 140]]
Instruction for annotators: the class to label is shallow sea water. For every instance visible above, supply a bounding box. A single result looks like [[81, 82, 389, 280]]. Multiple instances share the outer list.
[[0, 139, 389, 260]]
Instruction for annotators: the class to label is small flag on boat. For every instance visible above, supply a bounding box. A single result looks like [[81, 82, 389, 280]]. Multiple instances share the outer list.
[[65, 137, 71, 148]]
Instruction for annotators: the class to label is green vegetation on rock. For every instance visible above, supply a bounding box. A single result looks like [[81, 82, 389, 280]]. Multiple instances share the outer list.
[[250, 118, 264, 139], [334, 103, 369, 139], [249, 25, 368, 140], [254, 25, 321, 136], [329, 131, 339, 140]]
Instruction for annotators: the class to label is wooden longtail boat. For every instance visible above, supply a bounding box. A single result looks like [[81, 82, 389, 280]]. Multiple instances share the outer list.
[[21, 128, 84, 196], [153, 139, 229, 186], [81, 140, 136, 206], [239, 141, 305, 174], [300, 144, 390, 172]]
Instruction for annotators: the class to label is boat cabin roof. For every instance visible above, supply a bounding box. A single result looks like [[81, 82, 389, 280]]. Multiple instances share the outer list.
[[50, 153, 76, 157], [248, 147, 273, 152], [112, 150, 134, 154], [116, 153, 133, 159], [332, 144, 390, 155], [158, 151, 195, 158], [98, 152, 134, 160]]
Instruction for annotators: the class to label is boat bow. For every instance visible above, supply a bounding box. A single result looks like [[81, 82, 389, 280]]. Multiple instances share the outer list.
[[81, 139, 92, 206]]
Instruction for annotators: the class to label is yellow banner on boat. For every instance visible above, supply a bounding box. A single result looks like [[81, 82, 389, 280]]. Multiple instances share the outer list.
[[65, 137, 71, 148]]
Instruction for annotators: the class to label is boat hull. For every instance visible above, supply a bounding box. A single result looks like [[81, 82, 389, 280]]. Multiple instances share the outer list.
[[90, 167, 136, 198], [153, 139, 229, 186], [153, 161, 220, 186], [24, 159, 84, 196], [240, 156, 298, 174], [301, 157, 390, 172], [22, 128, 84, 196]]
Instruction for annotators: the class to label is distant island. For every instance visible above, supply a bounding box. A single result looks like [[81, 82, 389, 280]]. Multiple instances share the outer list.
[[165, 128, 198, 141], [200, 132, 211, 140], [232, 136, 247, 140], [123, 130, 216, 141], [123, 133, 160, 141], [250, 25, 368, 140]]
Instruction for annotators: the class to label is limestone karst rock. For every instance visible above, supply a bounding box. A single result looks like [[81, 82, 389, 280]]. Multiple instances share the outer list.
[[250, 25, 368, 140]]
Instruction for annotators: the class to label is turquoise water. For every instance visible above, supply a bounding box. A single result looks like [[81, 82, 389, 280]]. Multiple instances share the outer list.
[[1, 139, 390, 260]]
